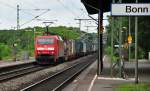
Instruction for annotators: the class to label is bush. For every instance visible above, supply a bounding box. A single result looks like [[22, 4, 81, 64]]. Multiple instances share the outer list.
[[0, 43, 11, 60], [138, 47, 145, 59], [105, 46, 119, 62], [105, 46, 112, 56]]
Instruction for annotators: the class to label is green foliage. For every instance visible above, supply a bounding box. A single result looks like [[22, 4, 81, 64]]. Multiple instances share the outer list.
[[35, 26, 81, 39], [115, 83, 150, 91], [138, 17, 150, 58], [106, 16, 150, 59], [0, 26, 82, 60], [105, 46, 119, 62], [105, 46, 112, 56], [0, 43, 11, 60], [50, 27, 80, 39]]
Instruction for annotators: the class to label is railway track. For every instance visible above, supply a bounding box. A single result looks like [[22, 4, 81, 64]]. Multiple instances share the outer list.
[[0, 63, 48, 82], [0, 62, 34, 74], [21, 55, 96, 91]]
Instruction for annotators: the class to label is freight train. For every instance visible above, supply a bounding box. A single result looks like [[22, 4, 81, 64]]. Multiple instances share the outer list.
[[34, 35, 97, 64]]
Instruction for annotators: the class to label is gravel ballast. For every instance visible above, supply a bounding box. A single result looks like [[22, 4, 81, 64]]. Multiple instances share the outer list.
[[0, 55, 94, 91]]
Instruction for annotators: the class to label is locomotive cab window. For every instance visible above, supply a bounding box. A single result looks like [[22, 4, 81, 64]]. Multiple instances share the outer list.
[[37, 38, 54, 44]]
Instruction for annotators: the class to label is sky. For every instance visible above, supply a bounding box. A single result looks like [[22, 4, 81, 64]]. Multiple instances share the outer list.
[[0, 0, 110, 33]]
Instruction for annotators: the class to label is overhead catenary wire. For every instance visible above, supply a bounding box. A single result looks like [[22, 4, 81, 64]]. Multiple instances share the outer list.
[[79, 6, 98, 29], [20, 10, 50, 27], [0, 1, 16, 9], [19, 8, 51, 21], [56, 0, 80, 18], [0, 1, 34, 17], [20, 0, 54, 21], [58, 0, 92, 28], [69, 0, 87, 17], [56, 0, 98, 30], [0, 0, 93, 29], [79, 7, 98, 25], [69, 0, 89, 18], [15, 0, 51, 20], [0, 1, 51, 28], [81, 1, 99, 12], [80, 8, 89, 18], [0, 1, 43, 21], [17, 0, 39, 9]]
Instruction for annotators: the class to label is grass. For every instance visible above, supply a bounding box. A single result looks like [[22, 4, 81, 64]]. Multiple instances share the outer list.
[[115, 83, 150, 91]]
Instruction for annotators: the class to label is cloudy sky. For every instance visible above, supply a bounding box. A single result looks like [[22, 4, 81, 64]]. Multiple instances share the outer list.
[[0, 0, 110, 33]]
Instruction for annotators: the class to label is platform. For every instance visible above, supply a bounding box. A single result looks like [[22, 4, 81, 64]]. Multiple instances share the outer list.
[[63, 56, 137, 91], [0, 57, 34, 68]]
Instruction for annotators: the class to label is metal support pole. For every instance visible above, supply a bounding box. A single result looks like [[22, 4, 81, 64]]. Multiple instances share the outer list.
[[33, 27, 36, 46], [79, 20, 81, 31], [86, 26, 89, 33], [33, 27, 36, 39], [119, 18, 123, 78], [75, 19, 82, 31], [129, 17, 131, 62], [13, 31, 16, 61], [43, 22, 53, 35], [100, 1, 104, 74], [17, 5, 19, 29], [111, 0, 115, 76], [110, 18, 114, 76], [118, 0, 123, 78], [135, 0, 138, 83], [100, 24, 103, 74], [97, 14, 100, 75], [97, 0, 104, 75]]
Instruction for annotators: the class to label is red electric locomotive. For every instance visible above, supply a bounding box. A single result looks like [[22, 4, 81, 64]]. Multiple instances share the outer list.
[[34, 35, 65, 64]]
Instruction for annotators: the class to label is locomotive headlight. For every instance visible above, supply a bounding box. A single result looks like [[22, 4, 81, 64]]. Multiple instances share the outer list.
[[37, 47, 44, 50], [48, 48, 54, 50]]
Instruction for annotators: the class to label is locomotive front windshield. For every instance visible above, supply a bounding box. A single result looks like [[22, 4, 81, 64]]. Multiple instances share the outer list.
[[37, 38, 54, 44]]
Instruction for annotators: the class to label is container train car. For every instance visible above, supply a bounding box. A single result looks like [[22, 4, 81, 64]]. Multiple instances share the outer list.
[[34, 35, 97, 64]]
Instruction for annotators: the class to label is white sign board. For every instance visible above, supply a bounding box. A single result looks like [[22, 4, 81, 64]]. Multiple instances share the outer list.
[[111, 4, 150, 16]]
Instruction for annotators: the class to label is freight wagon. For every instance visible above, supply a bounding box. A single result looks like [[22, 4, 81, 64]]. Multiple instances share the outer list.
[[34, 35, 97, 64]]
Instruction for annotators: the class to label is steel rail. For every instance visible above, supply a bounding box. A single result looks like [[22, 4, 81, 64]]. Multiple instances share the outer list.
[[53, 59, 93, 91], [20, 55, 95, 91], [0, 65, 48, 82], [0, 62, 34, 74]]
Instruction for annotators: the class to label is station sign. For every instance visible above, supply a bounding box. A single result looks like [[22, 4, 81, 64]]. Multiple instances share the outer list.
[[111, 4, 150, 16]]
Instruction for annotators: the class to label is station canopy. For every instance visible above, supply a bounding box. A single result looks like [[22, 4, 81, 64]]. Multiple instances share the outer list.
[[81, 0, 150, 14]]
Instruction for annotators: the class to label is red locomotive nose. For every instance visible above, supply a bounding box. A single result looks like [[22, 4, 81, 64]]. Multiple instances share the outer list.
[[35, 35, 65, 64], [35, 37, 56, 55], [36, 46, 55, 55]]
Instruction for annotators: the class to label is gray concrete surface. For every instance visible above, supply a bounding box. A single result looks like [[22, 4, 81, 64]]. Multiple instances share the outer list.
[[63, 56, 150, 91], [0, 58, 34, 68]]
